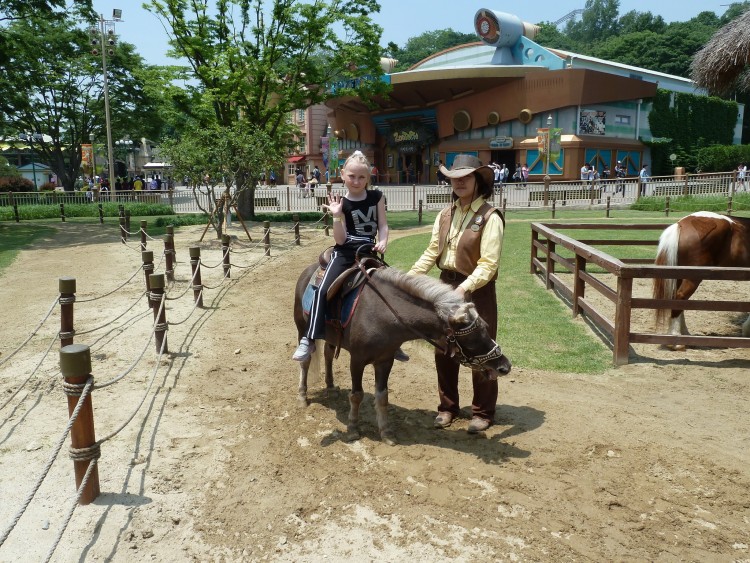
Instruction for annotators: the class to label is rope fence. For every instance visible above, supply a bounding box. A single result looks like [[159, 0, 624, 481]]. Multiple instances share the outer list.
[[0, 215, 325, 560]]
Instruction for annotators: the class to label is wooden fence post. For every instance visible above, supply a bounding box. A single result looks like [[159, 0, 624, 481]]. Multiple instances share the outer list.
[[502, 197, 507, 214], [59, 344, 100, 505], [140, 220, 147, 251], [263, 220, 271, 257], [606, 196, 611, 218], [164, 234, 175, 282], [149, 273, 169, 354], [665, 196, 670, 217], [293, 214, 300, 245], [418, 199, 423, 225], [613, 276, 633, 365], [222, 234, 231, 279], [60, 203, 66, 222], [728, 196, 733, 216], [166, 225, 176, 262], [189, 246, 204, 308], [59, 277, 76, 348], [98, 203, 104, 224], [124, 210, 131, 238], [551, 199, 556, 219], [142, 250, 154, 293]]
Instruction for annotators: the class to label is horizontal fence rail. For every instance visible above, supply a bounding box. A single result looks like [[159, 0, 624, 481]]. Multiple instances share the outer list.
[[2, 170, 745, 215], [530, 222, 750, 365]]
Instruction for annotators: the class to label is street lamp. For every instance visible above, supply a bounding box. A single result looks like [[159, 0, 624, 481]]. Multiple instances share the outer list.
[[89, 9, 122, 198], [20, 132, 44, 190], [115, 137, 133, 176]]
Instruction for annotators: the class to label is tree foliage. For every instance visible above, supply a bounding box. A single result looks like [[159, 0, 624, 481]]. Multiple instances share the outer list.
[[145, 0, 389, 218], [385, 29, 479, 72], [0, 10, 169, 190]]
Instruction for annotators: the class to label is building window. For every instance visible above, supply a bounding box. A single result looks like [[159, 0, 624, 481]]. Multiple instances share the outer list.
[[297, 109, 305, 124], [298, 135, 306, 151], [614, 115, 631, 125]]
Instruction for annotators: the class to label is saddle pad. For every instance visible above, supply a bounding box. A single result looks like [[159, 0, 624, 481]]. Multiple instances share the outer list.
[[301, 283, 364, 328]]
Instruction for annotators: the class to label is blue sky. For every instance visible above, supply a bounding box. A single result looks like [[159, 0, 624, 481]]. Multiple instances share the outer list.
[[92, 0, 723, 67]]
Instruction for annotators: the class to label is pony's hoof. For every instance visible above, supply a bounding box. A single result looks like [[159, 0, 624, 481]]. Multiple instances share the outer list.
[[297, 396, 309, 408], [381, 432, 397, 446], [345, 426, 360, 442]]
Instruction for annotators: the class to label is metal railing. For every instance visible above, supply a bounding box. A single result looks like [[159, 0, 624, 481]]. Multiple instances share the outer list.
[[1, 171, 741, 214]]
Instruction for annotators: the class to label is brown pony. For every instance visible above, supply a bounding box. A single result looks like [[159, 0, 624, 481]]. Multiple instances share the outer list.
[[293, 264, 511, 445], [653, 211, 750, 348]]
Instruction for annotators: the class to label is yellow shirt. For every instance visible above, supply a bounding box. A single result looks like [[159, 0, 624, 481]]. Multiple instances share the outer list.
[[408, 197, 504, 293]]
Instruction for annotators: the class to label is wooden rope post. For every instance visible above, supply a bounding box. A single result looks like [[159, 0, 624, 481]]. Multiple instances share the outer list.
[[324, 212, 330, 236], [502, 197, 507, 214], [124, 209, 131, 238], [59, 344, 100, 505], [293, 214, 300, 245], [166, 225, 176, 261], [118, 204, 124, 218], [418, 199, 423, 225], [60, 203, 66, 222], [551, 199, 556, 219], [263, 220, 271, 256], [189, 246, 204, 308], [140, 220, 147, 251], [148, 274, 169, 354], [164, 234, 175, 282], [142, 250, 154, 293], [59, 277, 76, 347], [665, 196, 670, 217], [221, 234, 231, 279], [728, 196, 733, 216], [606, 196, 611, 218], [98, 203, 104, 224], [119, 216, 126, 244]]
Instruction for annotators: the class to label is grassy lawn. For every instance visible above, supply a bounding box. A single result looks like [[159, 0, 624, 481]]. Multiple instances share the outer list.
[[0, 223, 57, 270]]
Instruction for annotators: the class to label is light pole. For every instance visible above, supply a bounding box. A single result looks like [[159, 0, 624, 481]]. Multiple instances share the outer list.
[[20, 132, 43, 190], [543, 114, 553, 206], [115, 137, 133, 177], [89, 9, 122, 198]]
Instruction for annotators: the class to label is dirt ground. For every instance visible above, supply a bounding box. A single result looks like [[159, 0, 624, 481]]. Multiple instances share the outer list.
[[0, 219, 749, 563]]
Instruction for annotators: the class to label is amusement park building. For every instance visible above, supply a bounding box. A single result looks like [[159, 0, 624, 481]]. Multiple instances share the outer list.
[[317, 8, 744, 184]]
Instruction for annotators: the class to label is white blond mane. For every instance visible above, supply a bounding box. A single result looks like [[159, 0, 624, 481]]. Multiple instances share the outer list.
[[373, 267, 467, 319]]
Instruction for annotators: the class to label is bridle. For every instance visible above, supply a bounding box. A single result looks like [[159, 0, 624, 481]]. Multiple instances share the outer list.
[[353, 247, 504, 369], [448, 315, 505, 369]]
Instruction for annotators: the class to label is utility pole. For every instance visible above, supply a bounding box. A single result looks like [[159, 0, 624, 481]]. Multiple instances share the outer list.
[[89, 9, 122, 198]]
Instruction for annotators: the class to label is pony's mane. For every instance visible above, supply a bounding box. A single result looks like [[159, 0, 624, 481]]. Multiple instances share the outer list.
[[373, 267, 466, 318]]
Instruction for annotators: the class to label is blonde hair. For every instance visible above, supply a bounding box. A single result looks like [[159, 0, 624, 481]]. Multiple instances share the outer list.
[[343, 150, 371, 171]]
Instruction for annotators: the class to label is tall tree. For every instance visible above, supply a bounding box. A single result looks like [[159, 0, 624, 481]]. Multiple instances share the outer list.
[[564, 0, 621, 44], [145, 0, 389, 218], [0, 13, 169, 190]]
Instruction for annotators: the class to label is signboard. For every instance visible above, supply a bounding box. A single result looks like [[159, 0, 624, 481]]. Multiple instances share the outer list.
[[579, 109, 606, 135], [489, 136, 513, 149], [81, 143, 93, 167]]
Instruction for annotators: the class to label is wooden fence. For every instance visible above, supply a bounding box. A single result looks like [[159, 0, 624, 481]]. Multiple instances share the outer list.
[[530, 222, 750, 365]]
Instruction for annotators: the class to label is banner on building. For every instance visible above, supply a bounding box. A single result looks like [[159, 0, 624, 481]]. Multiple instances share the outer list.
[[549, 128, 562, 159], [536, 128, 549, 155], [579, 110, 606, 135]]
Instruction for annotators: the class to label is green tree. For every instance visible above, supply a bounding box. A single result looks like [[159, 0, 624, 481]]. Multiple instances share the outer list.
[[564, 0, 621, 44], [159, 122, 283, 237], [617, 10, 666, 34], [0, 13, 169, 190], [145, 0, 389, 218], [385, 29, 479, 72]]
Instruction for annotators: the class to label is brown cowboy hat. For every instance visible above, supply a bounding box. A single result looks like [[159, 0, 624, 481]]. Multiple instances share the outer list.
[[439, 154, 495, 188]]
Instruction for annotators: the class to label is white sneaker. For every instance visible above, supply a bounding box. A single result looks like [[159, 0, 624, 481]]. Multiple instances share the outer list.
[[292, 337, 314, 361]]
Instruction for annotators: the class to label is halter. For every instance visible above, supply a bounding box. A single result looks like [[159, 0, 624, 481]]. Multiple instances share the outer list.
[[446, 315, 505, 369]]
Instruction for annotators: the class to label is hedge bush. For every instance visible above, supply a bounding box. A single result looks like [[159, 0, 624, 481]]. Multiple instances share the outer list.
[[0, 176, 34, 193]]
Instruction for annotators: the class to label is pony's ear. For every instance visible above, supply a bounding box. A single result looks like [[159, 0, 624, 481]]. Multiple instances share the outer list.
[[450, 302, 475, 325]]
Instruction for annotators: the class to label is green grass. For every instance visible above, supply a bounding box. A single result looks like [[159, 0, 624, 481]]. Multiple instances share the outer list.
[[0, 223, 57, 270], [385, 208, 693, 374]]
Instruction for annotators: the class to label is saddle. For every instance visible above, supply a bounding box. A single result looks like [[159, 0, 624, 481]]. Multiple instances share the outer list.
[[305, 247, 387, 358]]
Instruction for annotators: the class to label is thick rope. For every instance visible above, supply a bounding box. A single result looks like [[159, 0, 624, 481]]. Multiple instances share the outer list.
[[76, 263, 144, 303], [0, 378, 93, 549]]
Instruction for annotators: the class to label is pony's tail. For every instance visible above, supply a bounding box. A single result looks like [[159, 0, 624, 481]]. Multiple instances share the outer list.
[[307, 339, 322, 386], [653, 222, 680, 330]]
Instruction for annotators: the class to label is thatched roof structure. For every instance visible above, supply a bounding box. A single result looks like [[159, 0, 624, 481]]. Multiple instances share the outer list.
[[691, 10, 750, 95]]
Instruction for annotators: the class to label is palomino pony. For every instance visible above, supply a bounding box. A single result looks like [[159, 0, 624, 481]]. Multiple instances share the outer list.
[[653, 211, 750, 347], [293, 263, 511, 445]]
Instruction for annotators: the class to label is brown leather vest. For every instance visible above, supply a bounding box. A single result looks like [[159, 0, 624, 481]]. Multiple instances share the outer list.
[[437, 201, 504, 278]]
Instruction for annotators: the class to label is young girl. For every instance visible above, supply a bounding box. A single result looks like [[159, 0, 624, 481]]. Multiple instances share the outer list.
[[292, 151, 389, 361]]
